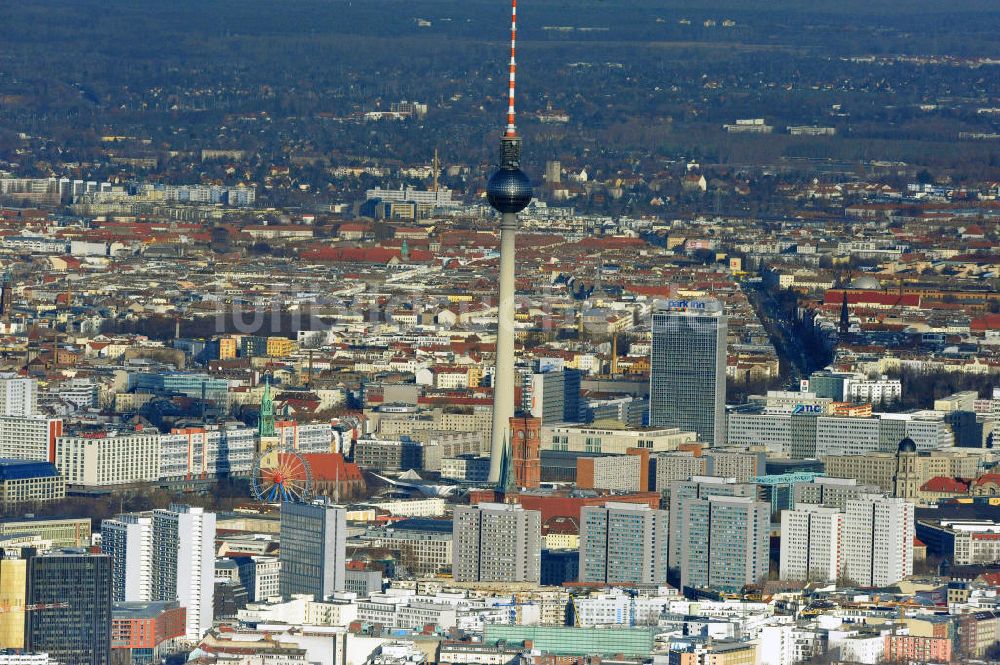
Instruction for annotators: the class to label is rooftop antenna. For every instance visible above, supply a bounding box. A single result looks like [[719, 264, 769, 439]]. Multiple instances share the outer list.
[[504, 0, 519, 141], [432, 149, 440, 193]]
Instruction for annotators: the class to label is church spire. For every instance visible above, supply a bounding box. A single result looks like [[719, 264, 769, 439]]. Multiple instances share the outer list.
[[258, 375, 276, 437], [496, 432, 517, 497]]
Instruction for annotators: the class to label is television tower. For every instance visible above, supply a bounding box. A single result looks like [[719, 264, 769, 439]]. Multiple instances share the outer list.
[[487, 0, 532, 484]]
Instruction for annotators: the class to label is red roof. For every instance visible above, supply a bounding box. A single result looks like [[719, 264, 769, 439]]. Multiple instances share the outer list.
[[279, 452, 363, 483], [971, 314, 1000, 332], [919, 477, 969, 493], [824, 289, 921, 308], [300, 246, 433, 264], [973, 473, 1000, 487]]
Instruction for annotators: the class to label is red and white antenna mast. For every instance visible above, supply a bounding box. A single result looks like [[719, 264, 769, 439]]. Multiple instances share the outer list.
[[505, 0, 519, 138]]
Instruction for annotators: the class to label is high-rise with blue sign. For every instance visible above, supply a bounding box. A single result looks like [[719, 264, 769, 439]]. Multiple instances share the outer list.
[[649, 300, 727, 446]]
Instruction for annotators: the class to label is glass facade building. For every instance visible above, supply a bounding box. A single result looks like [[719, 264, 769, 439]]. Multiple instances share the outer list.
[[25, 551, 112, 665], [279, 501, 347, 599], [649, 302, 727, 445]]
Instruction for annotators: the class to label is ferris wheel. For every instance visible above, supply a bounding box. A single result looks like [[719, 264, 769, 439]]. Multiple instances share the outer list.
[[251, 446, 313, 504]]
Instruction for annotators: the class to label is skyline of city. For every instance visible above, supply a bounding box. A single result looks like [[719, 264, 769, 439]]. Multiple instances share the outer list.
[[0, 0, 997, 664]]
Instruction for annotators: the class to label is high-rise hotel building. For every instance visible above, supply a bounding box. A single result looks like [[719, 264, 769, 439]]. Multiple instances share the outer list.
[[649, 300, 727, 446]]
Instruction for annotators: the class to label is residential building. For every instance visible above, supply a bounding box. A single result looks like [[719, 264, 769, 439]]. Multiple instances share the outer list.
[[668, 476, 757, 570], [844, 495, 914, 587], [578, 502, 668, 585], [358, 519, 452, 577], [679, 495, 770, 593], [453, 503, 541, 583], [0, 375, 37, 417], [151, 505, 216, 641], [793, 477, 881, 510], [101, 513, 153, 602], [779, 504, 844, 582]]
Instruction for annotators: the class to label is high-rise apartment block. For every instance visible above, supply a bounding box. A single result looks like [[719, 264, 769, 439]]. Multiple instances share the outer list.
[[779, 504, 844, 582], [649, 301, 727, 445], [0, 374, 37, 417], [151, 505, 216, 641], [579, 502, 669, 585], [678, 495, 770, 593], [279, 501, 347, 599], [843, 495, 914, 587], [668, 476, 757, 570], [101, 513, 153, 602], [453, 503, 541, 583]]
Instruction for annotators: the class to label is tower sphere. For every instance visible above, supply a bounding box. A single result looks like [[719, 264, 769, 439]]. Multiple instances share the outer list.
[[487, 167, 532, 214]]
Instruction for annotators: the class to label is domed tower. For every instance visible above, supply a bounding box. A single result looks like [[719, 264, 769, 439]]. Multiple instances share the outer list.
[[487, 0, 533, 485], [893, 436, 919, 500]]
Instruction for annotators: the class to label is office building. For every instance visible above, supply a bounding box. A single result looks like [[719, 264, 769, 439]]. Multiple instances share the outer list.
[[0, 557, 26, 649], [0, 375, 36, 417], [151, 505, 216, 641], [279, 501, 347, 599], [24, 550, 113, 665], [101, 513, 153, 602], [779, 504, 844, 582], [234, 556, 281, 602], [916, 518, 1000, 565], [844, 495, 914, 587], [55, 430, 160, 486], [0, 459, 64, 507], [0, 517, 90, 549], [727, 410, 954, 459], [453, 503, 541, 583], [679, 495, 770, 593], [523, 367, 583, 424], [822, 449, 980, 493], [753, 471, 823, 518], [668, 476, 757, 570], [579, 502, 669, 585], [352, 437, 424, 471], [543, 424, 697, 455], [649, 300, 727, 445]]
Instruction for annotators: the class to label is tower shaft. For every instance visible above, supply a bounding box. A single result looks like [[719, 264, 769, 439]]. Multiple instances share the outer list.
[[489, 214, 518, 483]]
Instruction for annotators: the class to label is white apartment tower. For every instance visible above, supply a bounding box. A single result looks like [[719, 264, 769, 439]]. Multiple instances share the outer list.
[[843, 495, 914, 587], [779, 504, 844, 583], [101, 513, 153, 602], [0, 374, 37, 417], [152, 505, 216, 641]]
